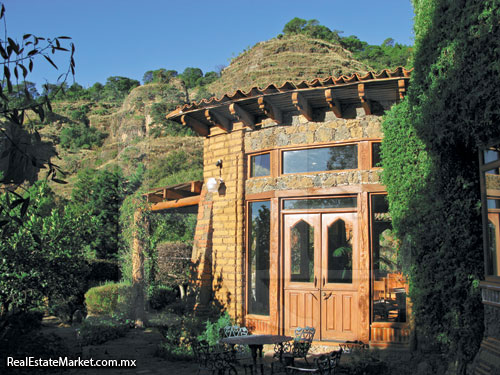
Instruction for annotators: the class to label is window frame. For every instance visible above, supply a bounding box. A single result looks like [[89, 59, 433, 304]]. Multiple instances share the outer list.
[[248, 151, 273, 179], [246, 199, 272, 317], [479, 140, 500, 282], [279, 142, 360, 176]]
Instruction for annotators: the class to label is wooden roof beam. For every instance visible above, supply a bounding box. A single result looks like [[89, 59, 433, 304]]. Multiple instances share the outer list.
[[190, 181, 203, 194], [358, 84, 372, 115], [324, 89, 342, 118], [398, 79, 406, 100], [292, 92, 313, 121], [204, 109, 230, 132], [150, 195, 200, 212], [258, 96, 283, 124], [181, 114, 209, 136], [229, 103, 255, 130], [146, 193, 164, 203]]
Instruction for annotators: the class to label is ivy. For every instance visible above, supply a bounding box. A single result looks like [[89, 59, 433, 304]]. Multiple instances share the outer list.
[[381, 0, 500, 373]]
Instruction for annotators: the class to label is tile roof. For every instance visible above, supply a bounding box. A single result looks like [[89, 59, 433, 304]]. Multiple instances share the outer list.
[[167, 67, 412, 118]]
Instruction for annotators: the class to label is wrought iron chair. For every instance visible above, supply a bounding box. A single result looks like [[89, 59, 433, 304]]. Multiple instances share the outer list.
[[274, 326, 316, 366], [284, 348, 343, 374], [219, 326, 253, 375], [190, 338, 238, 375]]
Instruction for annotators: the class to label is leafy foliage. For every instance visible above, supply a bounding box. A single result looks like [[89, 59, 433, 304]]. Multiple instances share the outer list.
[[78, 316, 130, 345], [282, 17, 412, 71], [71, 166, 126, 259], [381, 0, 500, 372], [0, 2, 75, 185], [84, 282, 133, 316], [59, 122, 107, 150], [0, 182, 91, 318]]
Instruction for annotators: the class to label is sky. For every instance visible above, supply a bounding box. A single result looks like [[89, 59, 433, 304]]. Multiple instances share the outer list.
[[3, 0, 414, 89]]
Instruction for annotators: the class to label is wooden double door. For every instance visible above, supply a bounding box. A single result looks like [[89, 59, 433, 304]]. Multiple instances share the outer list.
[[283, 213, 360, 341]]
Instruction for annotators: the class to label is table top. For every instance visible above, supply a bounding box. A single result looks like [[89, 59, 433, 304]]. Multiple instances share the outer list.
[[221, 334, 292, 346]]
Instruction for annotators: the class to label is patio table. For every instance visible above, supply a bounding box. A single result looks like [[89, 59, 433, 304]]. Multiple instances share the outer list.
[[221, 334, 292, 372]]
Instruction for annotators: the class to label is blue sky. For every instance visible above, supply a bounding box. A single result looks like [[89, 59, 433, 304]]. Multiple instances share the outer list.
[[4, 0, 414, 88]]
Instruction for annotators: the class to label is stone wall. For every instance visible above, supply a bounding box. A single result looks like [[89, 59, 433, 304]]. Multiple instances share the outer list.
[[245, 108, 383, 153], [191, 123, 246, 321]]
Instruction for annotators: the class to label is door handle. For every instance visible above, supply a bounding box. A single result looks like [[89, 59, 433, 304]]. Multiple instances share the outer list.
[[323, 277, 325, 286], [314, 276, 317, 287]]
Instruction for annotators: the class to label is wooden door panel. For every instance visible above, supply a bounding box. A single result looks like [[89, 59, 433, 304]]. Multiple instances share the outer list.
[[284, 290, 320, 336]]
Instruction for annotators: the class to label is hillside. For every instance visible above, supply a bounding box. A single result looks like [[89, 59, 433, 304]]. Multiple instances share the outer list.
[[207, 34, 373, 97]]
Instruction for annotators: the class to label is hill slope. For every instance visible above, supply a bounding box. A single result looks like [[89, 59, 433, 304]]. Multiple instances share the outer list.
[[207, 34, 373, 97]]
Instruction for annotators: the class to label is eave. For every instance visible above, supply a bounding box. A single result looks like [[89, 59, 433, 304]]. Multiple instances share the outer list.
[[144, 180, 202, 212], [166, 67, 412, 136]]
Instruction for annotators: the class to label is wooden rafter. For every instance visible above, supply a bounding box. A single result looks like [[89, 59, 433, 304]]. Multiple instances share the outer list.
[[150, 195, 200, 212], [292, 92, 313, 121], [204, 109, 230, 132], [229, 103, 255, 129], [324, 89, 342, 118], [181, 114, 209, 136], [257, 96, 283, 124], [358, 84, 372, 115], [398, 79, 406, 100]]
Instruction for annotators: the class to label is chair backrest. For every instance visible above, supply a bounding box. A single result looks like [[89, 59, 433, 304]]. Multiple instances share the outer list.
[[315, 348, 343, 373], [292, 326, 316, 357], [220, 325, 249, 338], [294, 326, 316, 343]]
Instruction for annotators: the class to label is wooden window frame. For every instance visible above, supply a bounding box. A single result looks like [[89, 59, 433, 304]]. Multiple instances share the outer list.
[[479, 140, 500, 283], [279, 141, 360, 176], [245, 199, 272, 318], [368, 192, 410, 330], [369, 140, 383, 169], [247, 151, 275, 179]]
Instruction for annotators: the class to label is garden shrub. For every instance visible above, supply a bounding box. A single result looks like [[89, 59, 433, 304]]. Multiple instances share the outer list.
[[78, 317, 129, 345], [84, 282, 132, 317], [381, 0, 500, 372], [197, 311, 232, 346], [148, 285, 177, 310]]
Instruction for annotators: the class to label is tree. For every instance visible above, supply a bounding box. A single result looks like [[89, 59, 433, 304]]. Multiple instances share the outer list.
[[283, 17, 307, 34], [179, 67, 203, 89], [71, 166, 126, 259], [0, 182, 91, 318], [102, 76, 140, 101]]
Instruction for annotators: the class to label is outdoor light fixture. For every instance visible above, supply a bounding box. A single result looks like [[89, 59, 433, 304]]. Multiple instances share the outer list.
[[206, 159, 224, 193]]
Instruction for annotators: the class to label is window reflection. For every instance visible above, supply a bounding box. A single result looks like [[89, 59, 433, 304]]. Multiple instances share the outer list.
[[371, 195, 407, 323], [484, 150, 500, 277], [250, 153, 270, 177], [290, 220, 314, 282], [327, 220, 353, 283], [283, 145, 358, 174], [248, 201, 270, 315]]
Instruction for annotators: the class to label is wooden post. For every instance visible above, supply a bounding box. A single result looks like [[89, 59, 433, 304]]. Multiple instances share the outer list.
[[132, 208, 148, 328]]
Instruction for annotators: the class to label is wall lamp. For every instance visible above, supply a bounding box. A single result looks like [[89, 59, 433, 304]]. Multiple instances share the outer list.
[[206, 159, 224, 193]]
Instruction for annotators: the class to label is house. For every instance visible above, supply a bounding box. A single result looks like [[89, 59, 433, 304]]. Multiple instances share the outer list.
[[156, 67, 412, 346]]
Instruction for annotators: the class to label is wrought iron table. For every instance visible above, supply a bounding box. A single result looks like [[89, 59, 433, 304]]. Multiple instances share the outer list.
[[221, 334, 292, 372]]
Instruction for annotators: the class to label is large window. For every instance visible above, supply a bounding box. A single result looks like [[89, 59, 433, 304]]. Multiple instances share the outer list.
[[481, 143, 500, 278], [282, 145, 358, 174], [248, 201, 270, 315], [371, 195, 407, 323]]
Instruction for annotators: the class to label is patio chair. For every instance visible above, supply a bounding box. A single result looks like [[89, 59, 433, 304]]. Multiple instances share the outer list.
[[274, 326, 316, 366], [219, 325, 253, 374], [190, 338, 238, 375], [284, 348, 343, 375]]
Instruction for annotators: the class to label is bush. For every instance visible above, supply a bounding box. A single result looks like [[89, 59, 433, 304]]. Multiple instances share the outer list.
[[197, 311, 232, 346], [148, 285, 177, 310], [59, 122, 107, 150], [84, 282, 132, 317], [78, 317, 130, 345]]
